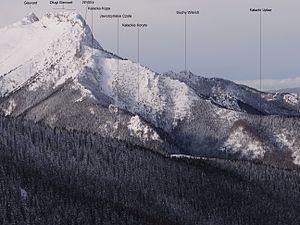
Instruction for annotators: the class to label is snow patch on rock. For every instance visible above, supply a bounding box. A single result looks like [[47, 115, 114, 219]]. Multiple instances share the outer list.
[[100, 121, 120, 137], [283, 94, 299, 106], [4, 99, 16, 116], [89, 107, 95, 115], [48, 115, 58, 126], [21, 12, 39, 25], [128, 115, 161, 142], [276, 129, 294, 149], [73, 82, 94, 102], [293, 153, 300, 166], [275, 129, 300, 166], [221, 126, 265, 159], [109, 104, 119, 114]]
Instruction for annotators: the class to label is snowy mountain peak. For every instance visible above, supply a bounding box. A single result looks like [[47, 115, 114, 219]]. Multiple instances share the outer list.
[[39, 12, 103, 50], [42, 12, 86, 28], [0, 11, 101, 97], [21, 12, 39, 25], [0, 12, 197, 131]]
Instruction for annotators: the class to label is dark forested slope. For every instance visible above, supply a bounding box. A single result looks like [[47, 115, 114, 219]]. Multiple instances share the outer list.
[[0, 116, 299, 225]]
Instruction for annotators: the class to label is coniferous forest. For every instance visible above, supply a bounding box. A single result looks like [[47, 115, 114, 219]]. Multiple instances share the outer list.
[[0, 116, 299, 225]]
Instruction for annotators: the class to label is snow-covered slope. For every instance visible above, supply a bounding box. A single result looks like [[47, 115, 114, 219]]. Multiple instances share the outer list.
[[0, 12, 100, 96], [0, 12, 197, 131], [0, 12, 199, 154], [220, 121, 266, 160], [164, 71, 300, 116], [1, 12, 300, 168]]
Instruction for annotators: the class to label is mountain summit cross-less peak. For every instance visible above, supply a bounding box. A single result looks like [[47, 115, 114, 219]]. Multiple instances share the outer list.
[[21, 12, 39, 25]]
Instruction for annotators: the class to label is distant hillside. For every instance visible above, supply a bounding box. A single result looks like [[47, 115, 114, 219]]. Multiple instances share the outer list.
[[274, 87, 300, 95]]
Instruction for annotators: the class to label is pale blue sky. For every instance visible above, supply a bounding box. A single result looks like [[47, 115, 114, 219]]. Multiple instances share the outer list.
[[1, 0, 300, 89]]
